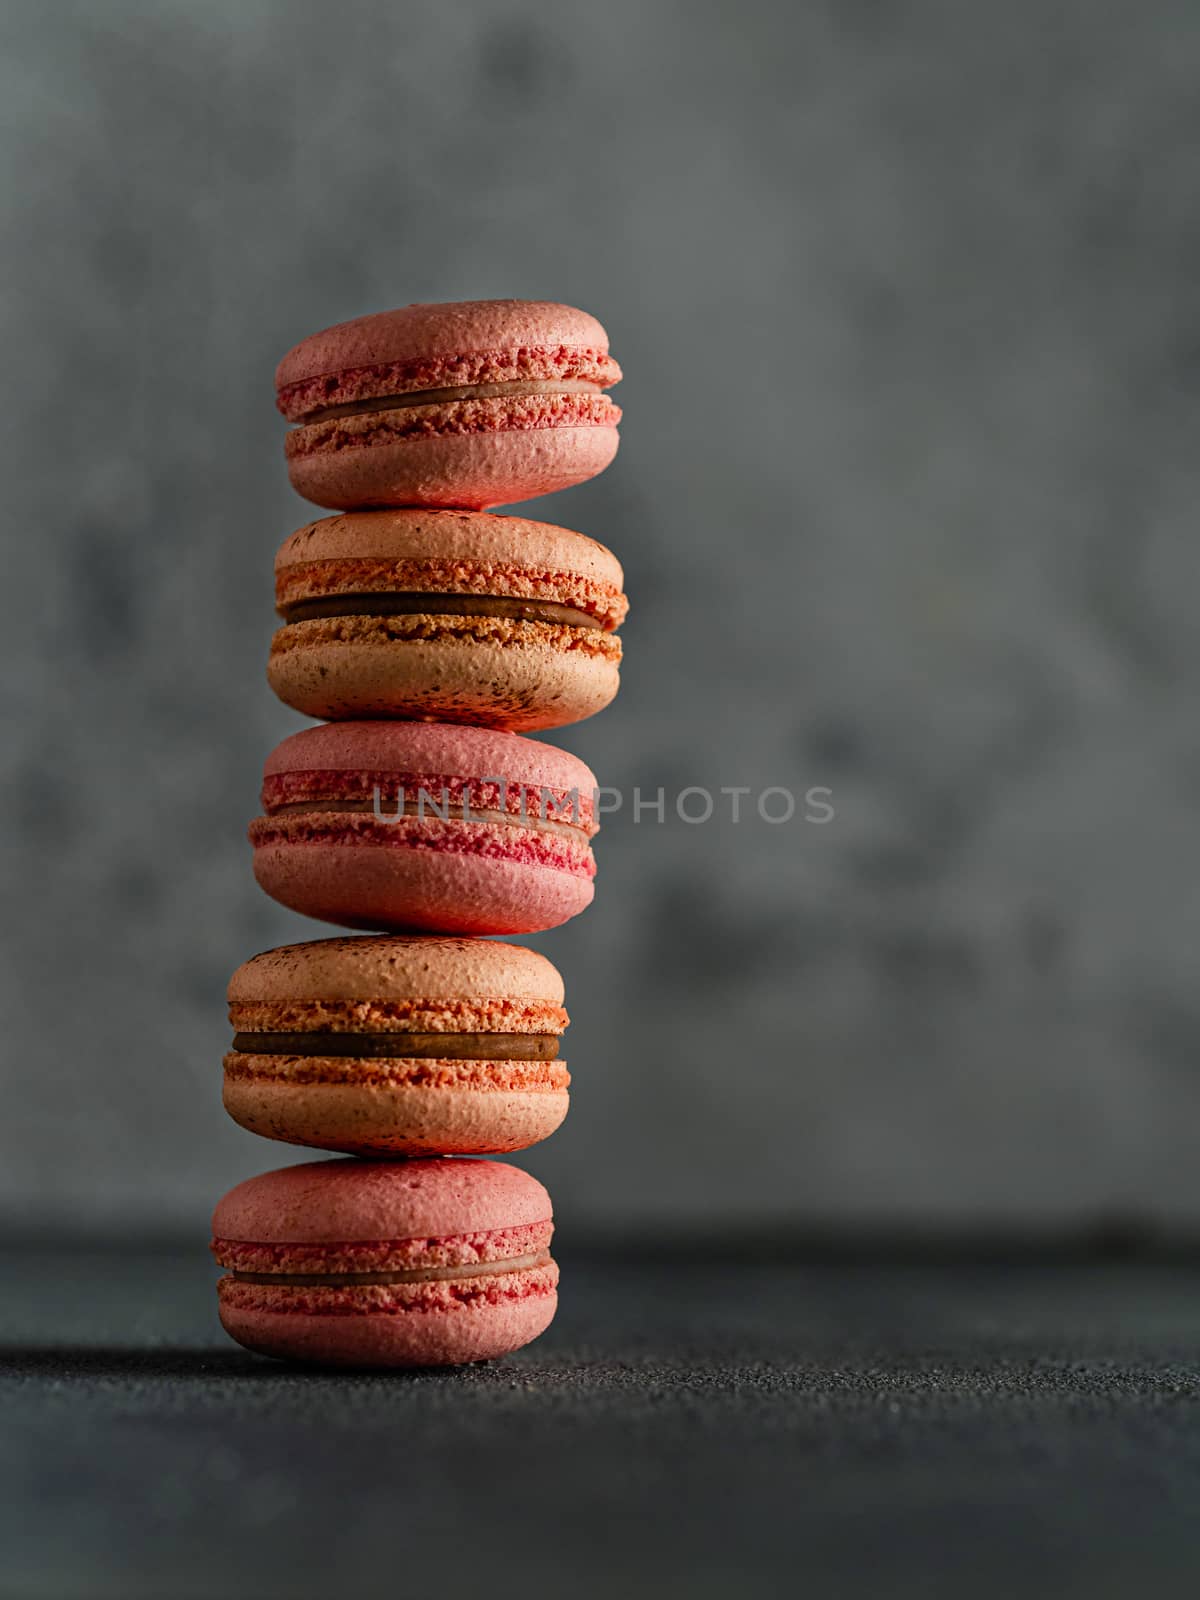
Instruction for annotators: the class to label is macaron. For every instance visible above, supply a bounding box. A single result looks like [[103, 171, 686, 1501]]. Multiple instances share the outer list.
[[212, 1157, 557, 1367], [268, 508, 627, 729], [224, 936, 570, 1156], [276, 300, 621, 511], [249, 721, 598, 935]]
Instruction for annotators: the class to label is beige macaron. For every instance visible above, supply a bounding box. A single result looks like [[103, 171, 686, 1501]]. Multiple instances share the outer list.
[[224, 936, 570, 1157], [267, 508, 627, 731]]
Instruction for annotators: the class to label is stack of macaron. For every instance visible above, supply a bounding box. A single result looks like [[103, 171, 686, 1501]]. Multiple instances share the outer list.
[[213, 301, 625, 1367]]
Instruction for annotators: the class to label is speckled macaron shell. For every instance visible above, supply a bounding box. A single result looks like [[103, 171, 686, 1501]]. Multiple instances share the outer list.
[[250, 721, 599, 935], [212, 1157, 557, 1367], [223, 936, 571, 1157], [276, 300, 621, 511], [276, 301, 618, 417], [268, 509, 627, 730]]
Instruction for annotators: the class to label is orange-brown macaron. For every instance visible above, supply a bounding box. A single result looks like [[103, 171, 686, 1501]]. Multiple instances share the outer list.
[[268, 509, 627, 730], [224, 936, 570, 1157]]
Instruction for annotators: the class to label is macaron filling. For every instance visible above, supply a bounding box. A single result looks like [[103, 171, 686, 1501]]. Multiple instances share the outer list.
[[214, 1219, 554, 1278], [275, 554, 628, 631], [252, 765, 597, 878], [278, 592, 604, 629], [260, 770, 597, 836], [269, 615, 622, 679], [217, 1257, 559, 1318], [276, 344, 621, 423], [229, 1249, 552, 1287], [226, 976, 570, 1090], [230, 1030, 559, 1059], [299, 378, 604, 425], [263, 798, 587, 840], [284, 390, 621, 463]]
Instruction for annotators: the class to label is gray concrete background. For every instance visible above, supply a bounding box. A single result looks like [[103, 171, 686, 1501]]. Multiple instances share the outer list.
[[3, 0, 1200, 1236]]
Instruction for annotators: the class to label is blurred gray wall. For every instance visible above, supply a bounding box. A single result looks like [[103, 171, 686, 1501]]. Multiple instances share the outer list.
[[4, 0, 1200, 1236]]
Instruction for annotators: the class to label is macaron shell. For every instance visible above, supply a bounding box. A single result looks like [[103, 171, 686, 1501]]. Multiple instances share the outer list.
[[218, 1269, 558, 1367], [253, 837, 594, 935], [267, 620, 620, 729], [223, 1072, 569, 1157], [275, 508, 626, 598], [276, 299, 615, 412], [228, 934, 564, 1008], [264, 719, 598, 800], [286, 417, 620, 512], [212, 1155, 551, 1244]]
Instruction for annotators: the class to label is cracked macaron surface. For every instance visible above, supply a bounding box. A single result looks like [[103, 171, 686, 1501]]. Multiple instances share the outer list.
[[224, 935, 571, 1157], [276, 299, 621, 510], [249, 720, 598, 935], [268, 508, 627, 729], [212, 1157, 557, 1367]]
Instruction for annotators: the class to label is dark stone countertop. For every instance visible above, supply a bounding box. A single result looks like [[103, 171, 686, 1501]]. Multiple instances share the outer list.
[[4, 1242, 1200, 1599]]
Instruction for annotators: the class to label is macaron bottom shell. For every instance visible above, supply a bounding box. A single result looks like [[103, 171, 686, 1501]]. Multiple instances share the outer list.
[[252, 839, 595, 936], [267, 622, 621, 730], [217, 1262, 558, 1368], [286, 421, 620, 511], [223, 1069, 569, 1157]]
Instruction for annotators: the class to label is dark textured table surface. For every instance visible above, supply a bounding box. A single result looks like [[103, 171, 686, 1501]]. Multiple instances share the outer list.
[[4, 1242, 1200, 1599]]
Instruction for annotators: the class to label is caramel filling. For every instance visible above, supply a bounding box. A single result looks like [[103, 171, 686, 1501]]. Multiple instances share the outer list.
[[278, 592, 603, 629], [301, 378, 599, 425], [230, 1030, 559, 1060], [232, 1248, 551, 1286], [265, 799, 588, 839]]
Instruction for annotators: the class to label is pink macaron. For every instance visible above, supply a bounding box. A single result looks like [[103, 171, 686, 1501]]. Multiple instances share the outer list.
[[276, 300, 622, 511], [249, 721, 598, 935], [212, 1157, 557, 1367]]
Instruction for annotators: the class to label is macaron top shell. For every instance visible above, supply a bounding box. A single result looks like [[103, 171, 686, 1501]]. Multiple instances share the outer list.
[[228, 935, 564, 1008], [276, 299, 621, 423], [275, 509, 627, 629], [263, 721, 598, 810], [212, 1157, 552, 1245]]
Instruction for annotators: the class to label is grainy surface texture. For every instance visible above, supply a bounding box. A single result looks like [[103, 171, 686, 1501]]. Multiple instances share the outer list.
[[5, 0, 1200, 1232], [3, 1242, 1200, 1598]]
